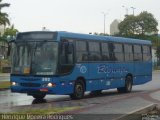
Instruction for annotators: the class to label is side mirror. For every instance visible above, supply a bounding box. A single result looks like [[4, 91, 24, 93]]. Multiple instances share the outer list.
[[7, 35, 15, 43], [6, 36, 16, 57], [7, 43, 11, 57]]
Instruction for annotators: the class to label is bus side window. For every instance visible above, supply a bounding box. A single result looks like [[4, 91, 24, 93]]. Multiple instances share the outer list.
[[113, 43, 124, 61], [133, 45, 142, 61], [88, 41, 101, 61], [101, 42, 110, 61], [143, 45, 151, 61], [76, 41, 88, 62], [108, 43, 116, 61], [124, 44, 133, 61]]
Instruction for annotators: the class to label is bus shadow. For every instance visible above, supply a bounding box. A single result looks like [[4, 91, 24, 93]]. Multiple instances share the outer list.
[[83, 90, 144, 99], [32, 99, 47, 104], [32, 96, 70, 104], [31, 90, 144, 104]]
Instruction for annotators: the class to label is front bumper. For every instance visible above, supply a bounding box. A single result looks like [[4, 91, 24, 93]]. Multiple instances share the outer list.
[[10, 76, 74, 95]]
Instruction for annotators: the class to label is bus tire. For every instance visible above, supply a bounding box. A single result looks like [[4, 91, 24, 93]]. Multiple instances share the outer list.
[[70, 80, 85, 100], [117, 76, 133, 93], [32, 93, 46, 99], [90, 90, 102, 96]]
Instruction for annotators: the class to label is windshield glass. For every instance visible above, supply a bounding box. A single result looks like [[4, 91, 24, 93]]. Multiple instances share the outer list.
[[11, 41, 58, 75]]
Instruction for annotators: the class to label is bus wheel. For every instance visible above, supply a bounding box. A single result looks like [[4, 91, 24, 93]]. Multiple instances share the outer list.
[[117, 76, 133, 93], [32, 93, 46, 99], [70, 80, 85, 100], [90, 90, 102, 96]]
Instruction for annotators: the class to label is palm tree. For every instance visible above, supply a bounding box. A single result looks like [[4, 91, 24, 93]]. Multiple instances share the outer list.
[[0, 0, 10, 27], [0, 13, 10, 26], [0, 0, 10, 61], [0, 0, 10, 9], [4, 24, 18, 37]]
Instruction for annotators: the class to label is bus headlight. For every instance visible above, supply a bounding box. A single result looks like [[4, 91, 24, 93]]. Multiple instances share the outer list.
[[47, 83, 56, 87], [11, 82, 18, 86]]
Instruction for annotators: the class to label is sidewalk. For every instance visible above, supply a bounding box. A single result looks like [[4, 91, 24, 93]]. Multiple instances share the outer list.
[[150, 91, 160, 102], [64, 89, 160, 120]]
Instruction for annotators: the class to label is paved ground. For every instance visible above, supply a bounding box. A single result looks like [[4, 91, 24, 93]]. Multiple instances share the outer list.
[[0, 73, 10, 81], [0, 71, 160, 120]]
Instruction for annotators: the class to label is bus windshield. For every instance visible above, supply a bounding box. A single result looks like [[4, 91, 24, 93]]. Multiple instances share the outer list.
[[11, 41, 58, 75]]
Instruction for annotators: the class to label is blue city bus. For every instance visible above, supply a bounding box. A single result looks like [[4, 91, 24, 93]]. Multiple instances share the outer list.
[[10, 31, 152, 99]]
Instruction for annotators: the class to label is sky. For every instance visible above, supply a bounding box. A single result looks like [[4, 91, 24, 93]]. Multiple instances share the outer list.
[[2, 0, 160, 34]]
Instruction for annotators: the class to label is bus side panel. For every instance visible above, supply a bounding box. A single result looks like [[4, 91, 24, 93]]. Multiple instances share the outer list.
[[111, 62, 134, 88], [56, 63, 89, 94], [133, 76, 152, 85], [86, 62, 135, 91], [134, 61, 146, 76], [133, 61, 152, 85], [86, 63, 114, 91], [142, 61, 152, 76]]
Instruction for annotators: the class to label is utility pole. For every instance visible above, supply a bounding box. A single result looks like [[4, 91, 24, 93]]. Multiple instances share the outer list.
[[131, 7, 136, 15], [101, 12, 107, 35], [122, 5, 129, 16]]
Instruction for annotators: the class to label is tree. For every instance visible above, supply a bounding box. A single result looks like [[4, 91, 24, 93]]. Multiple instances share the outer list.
[[0, 0, 10, 30], [0, 0, 10, 60], [136, 12, 158, 35], [0, 0, 9, 9], [94, 32, 109, 36], [2, 25, 18, 57], [0, 12, 10, 26], [4, 25, 18, 37], [156, 45, 160, 62], [118, 15, 136, 36], [118, 11, 158, 37]]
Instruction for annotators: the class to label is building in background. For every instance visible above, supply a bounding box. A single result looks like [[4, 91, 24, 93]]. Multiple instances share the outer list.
[[0, 41, 8, 59], [0, 25, 8, 59], [152, 48, 158, 67], [110, 19, 121, 35]]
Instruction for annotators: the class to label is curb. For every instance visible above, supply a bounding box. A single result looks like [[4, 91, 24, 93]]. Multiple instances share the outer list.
[[0, 88, 10, 91], [113, 104, 157, 120], [153, 70, 160, 72]]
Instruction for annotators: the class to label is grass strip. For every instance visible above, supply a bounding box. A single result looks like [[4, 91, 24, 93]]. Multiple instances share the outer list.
[[0, 107, 78, 120], [0, 81, 10, 89], [10, 106, 79, 114]]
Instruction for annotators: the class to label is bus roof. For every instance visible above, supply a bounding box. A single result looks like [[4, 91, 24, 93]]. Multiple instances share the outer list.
[[17, 31, 152, 45], [57, 31, 152, 45]]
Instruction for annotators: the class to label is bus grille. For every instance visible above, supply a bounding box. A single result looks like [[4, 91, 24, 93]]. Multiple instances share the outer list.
[[20, 83, 41, 87]]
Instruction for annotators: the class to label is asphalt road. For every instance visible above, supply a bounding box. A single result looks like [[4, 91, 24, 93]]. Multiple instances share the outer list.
[[0, 71, 160, 117]]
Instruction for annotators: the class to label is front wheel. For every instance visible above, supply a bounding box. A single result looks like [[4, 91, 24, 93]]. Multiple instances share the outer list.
[[117, 76, 133, 93], [32, 93, 46, 99], [70, 80, 85, 100]]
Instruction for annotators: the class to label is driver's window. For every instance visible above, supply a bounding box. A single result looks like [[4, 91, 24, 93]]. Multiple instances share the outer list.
[[59, 39, 74, 74], [61, 40, 74, 65]]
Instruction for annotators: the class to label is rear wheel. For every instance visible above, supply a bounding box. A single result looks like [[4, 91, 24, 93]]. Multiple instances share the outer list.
[[70, 80, 85, 100], [117, 76, 132, 93], [32, 93, 46, 99]]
